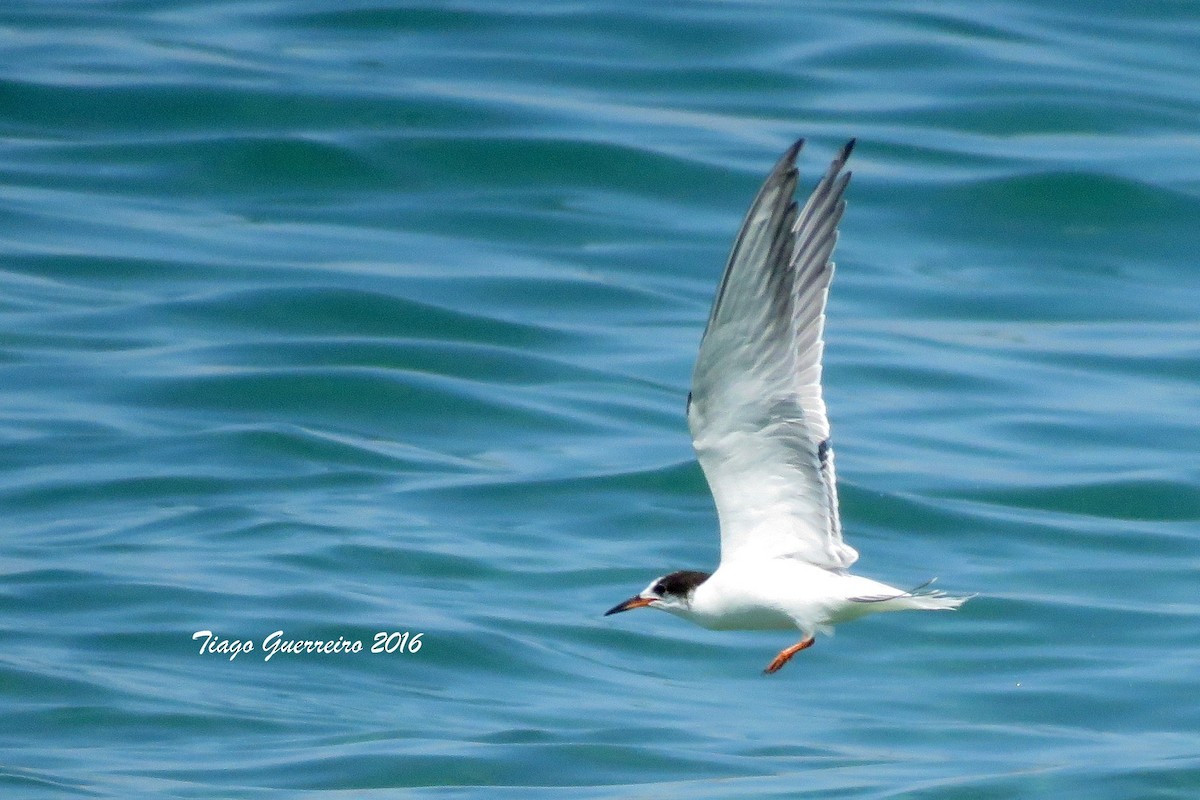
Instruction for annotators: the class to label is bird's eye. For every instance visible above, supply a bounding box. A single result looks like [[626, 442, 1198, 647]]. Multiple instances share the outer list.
[[653, 583, 665, 595]]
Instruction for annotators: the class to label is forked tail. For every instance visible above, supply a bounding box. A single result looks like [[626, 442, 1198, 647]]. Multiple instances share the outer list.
[[850, 580, 973, 611]]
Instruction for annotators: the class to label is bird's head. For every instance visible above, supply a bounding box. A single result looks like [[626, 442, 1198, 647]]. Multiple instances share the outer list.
[[605, 570, 710, 617]]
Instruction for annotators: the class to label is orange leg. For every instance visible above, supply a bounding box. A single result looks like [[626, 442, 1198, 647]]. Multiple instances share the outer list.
[[763, 637, 815, 674]]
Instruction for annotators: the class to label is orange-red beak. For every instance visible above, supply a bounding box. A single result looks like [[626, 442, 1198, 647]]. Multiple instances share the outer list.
[[605, 595, 654, 616]]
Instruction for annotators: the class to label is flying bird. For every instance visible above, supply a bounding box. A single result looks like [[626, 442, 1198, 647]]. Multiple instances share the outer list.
[[605, 139, 969, 674]]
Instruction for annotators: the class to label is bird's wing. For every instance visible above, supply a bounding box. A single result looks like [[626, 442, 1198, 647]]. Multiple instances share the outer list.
[[687, 139, 858, 570]]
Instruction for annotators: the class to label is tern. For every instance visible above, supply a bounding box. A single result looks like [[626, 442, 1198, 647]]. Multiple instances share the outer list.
[[605, 138, 969, 674]]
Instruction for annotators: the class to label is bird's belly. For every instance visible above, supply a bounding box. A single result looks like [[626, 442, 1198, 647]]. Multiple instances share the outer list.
[[688, 602, 797, 631]]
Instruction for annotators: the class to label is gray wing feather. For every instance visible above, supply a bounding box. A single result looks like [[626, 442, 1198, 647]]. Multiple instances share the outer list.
[[688, 139, 857, 569]]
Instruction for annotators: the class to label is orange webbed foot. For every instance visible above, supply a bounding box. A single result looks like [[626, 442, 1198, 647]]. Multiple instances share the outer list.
[[762, 637, 815, 674]]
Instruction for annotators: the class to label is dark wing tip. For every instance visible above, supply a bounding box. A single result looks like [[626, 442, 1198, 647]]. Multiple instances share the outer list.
[[829, 139, 855, 175], [775, 138, 805, 172], [769, 135, 854, 177]]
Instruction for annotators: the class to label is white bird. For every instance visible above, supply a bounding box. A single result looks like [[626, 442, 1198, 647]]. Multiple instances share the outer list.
[[605, 138, 969, 674]]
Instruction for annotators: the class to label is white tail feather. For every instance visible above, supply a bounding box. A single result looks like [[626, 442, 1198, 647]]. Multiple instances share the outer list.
[[889, 591, 971, 611], [850, 581, 973, 612]]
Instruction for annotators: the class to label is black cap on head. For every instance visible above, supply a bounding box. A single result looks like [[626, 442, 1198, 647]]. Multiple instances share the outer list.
[[651, 570, 710, 598]]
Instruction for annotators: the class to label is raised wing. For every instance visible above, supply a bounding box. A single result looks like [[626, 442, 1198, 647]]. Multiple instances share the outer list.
[[687, 139, 857, 570]]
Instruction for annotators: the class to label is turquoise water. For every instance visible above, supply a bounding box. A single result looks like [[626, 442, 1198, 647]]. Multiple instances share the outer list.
[[3, 2, 1199, 797]]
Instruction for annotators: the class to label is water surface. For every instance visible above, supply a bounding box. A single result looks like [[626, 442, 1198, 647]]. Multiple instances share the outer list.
[[2, 2, 1200, 797]]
